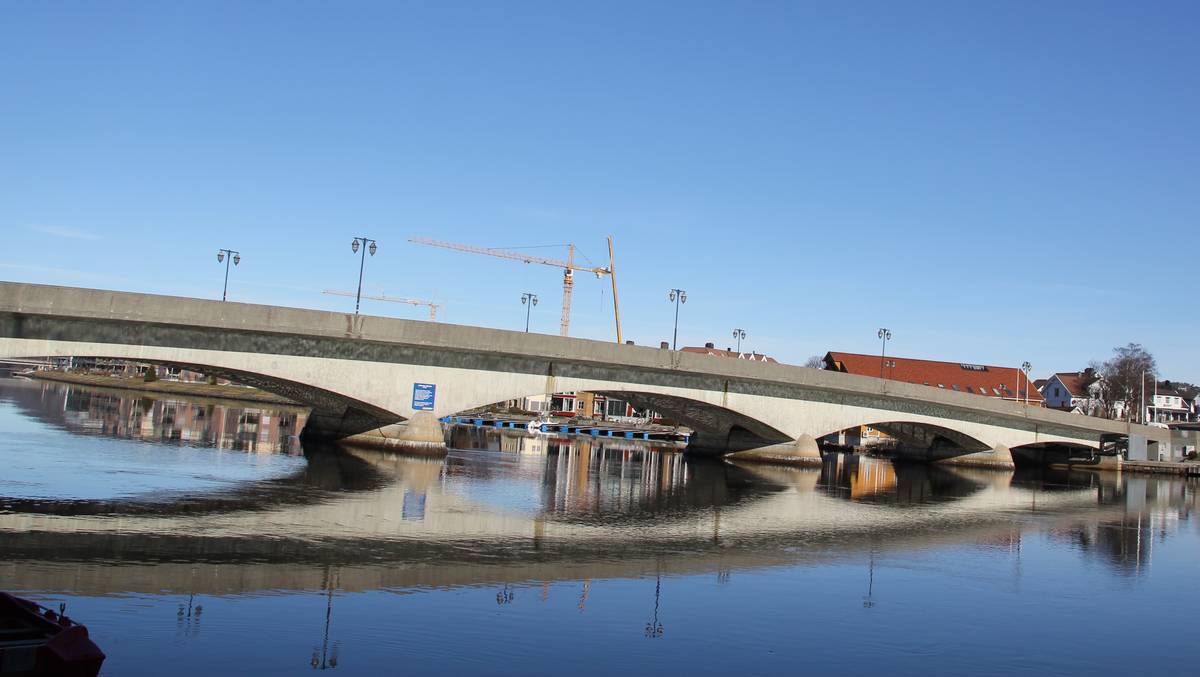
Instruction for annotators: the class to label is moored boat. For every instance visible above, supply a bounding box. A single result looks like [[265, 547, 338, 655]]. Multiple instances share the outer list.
[[0, 593, 105, 676]]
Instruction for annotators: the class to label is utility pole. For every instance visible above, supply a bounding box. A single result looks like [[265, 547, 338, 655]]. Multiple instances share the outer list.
[[1141, 370, 1146, 425]]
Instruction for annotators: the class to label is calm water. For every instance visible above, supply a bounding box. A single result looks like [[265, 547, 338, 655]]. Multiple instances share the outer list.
[[1, 378, 1197, 676]]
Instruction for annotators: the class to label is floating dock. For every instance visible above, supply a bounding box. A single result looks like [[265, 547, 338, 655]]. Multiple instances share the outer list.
[[1121, 459, 1200, 476]]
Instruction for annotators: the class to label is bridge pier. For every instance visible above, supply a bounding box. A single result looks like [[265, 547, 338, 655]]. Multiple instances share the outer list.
[[934, 444, 1016, 470], [888, 443, 1016, 470], [722, 434, 824, 467], [336, 412, 448, 456]]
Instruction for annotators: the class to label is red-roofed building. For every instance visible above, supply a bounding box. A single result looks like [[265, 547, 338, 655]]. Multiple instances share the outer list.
[[823, 352, 1043, 404]]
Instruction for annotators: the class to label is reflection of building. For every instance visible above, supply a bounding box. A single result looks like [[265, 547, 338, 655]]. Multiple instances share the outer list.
[[54, 384, 306, 453], [540, 441, 689, 516], [848, 457, 897, 499]]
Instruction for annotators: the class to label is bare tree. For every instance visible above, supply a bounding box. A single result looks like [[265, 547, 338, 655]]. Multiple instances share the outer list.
[[804, 355, 825, 369], [1102, 343, 1156, 423]]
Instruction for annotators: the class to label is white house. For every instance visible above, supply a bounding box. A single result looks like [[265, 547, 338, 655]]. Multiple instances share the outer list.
[[1041, 371, 1105, 416], [1148, 382, 1192, 423]]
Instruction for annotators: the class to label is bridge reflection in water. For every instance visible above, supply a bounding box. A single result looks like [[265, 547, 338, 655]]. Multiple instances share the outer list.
[[2, 440, 1194, 598], [3, 380, 1199, 672]]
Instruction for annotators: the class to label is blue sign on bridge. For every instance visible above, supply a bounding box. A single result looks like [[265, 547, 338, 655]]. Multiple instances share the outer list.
[[412, 383, 436, 410]]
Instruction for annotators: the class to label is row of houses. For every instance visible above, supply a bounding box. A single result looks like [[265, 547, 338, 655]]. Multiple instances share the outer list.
[[824, 352, 1198, 424], [1038, 370, 1197, 423]]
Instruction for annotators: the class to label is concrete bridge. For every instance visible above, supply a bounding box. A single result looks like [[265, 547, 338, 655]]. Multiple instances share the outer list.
[[0, 281, 1169, 466]]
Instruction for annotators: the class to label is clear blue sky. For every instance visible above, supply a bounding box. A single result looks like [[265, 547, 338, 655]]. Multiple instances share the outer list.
[[2, 1, 1197, 382]]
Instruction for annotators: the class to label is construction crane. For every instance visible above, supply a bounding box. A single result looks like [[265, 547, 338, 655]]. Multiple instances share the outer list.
[[322, 290, 440, 320], [409, 236, 623, 342]]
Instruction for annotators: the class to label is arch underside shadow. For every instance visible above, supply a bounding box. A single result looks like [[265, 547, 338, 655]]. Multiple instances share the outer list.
[[11, 354, 401, 438], [1010, 440, 1102, 466], [862, 421, 991, 453], [822, 420, 998, 464], [474, 389, 795, 454]]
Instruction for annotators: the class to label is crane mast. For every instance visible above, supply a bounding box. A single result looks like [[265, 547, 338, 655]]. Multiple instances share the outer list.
[[559, 245, 574, 337], [408, 236, 622, 340]]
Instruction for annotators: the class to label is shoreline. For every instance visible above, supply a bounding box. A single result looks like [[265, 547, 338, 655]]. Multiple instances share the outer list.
[[22, 370, 300, 407]]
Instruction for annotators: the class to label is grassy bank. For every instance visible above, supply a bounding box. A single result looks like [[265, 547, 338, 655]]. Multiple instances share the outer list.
[[25, 370, 299, 406]]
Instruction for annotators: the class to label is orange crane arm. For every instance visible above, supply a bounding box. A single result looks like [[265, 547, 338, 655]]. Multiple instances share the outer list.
[[408, 237, 609, 275], [408, 236, 620, 341], [322, 290, 439, 320]]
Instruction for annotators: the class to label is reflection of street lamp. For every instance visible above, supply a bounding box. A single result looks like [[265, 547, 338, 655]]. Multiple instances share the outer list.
[[877, 328, 892, 379], [496, 584, 515, 605], [732, 328, 746, 353], [311, 567, 340, 670], [520, 292, 538, 333], [216, 249, 240, 302], [863, 538, 876, 609], [176, 591, 204, 638], [644, 572, 665, 638], [668, 289, 687, 350], [349, 237, 378, 314]]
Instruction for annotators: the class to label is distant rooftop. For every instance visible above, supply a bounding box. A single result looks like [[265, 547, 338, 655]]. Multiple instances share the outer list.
[[682, 343, 778, 363]]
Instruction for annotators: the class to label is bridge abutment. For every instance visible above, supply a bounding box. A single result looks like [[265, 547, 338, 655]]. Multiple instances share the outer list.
[[888, 443, 1016, 469], [335, 412, 448, 456], [721, 434, 824, 467], [934, 444, 1016, 470]]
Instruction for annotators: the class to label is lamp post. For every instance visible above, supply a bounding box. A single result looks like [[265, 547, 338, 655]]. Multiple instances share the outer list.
[[877, 328, 892, 379], [667, 289, 687, 350], [520, 292, 538, 332], [349, 237, 378, 314], [1021, 361, 1032, 405], [216, 249, 240, 302], [732, 328, 746, 354]]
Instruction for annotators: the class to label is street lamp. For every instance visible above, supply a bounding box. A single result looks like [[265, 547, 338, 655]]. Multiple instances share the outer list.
[[877, 328, 892, 379], [667, 288, 687, 350], [216, 249, 240, 302], [732, 328, 746, 354], [349, 237, 378, 314], [1021, 361, 1032, 405], [520, 292, 538, 332]]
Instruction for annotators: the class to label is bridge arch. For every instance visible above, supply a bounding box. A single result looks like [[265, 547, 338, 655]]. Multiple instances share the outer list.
[[446, 388, 795, 453], [0, 344, 402, 438], [817, 419, 993, 453]]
